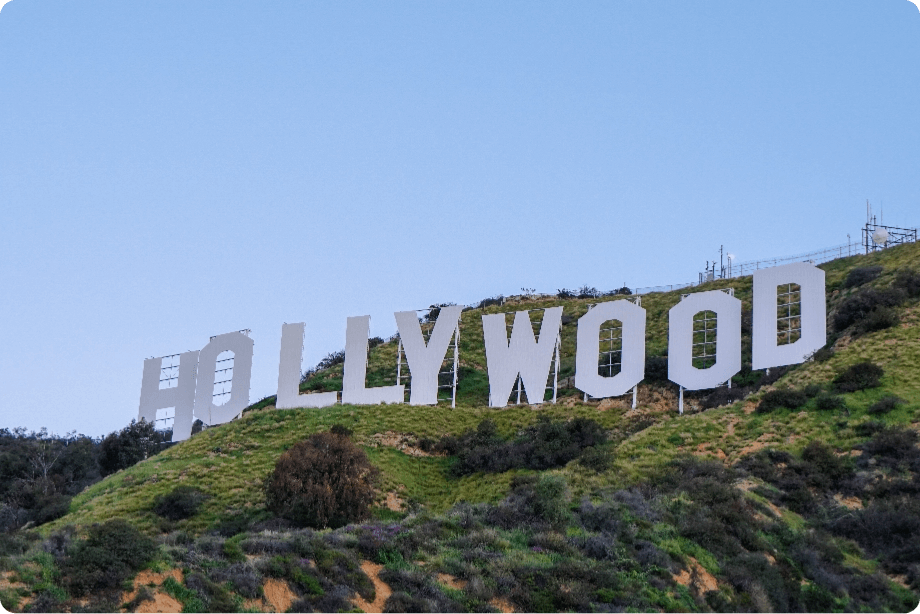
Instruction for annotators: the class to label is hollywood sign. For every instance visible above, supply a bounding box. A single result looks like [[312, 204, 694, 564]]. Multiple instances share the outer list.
[[139, 262, 826, 442]]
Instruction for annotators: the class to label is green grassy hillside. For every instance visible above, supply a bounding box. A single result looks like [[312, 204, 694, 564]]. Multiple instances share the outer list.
[[3, 241, 920, 613]]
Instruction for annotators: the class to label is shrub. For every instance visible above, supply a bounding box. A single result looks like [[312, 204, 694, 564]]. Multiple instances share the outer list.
[[292, 587, 355, 613], [814, 393, 846, 411], [833, 362, 883, 393], [475, 295, 504, 309], [262, 555, 325, 596], [578, 446, 613, 472], [185, 571, 240, 612], [0, 530, 36, 557], [833, 288, 904, 333], [161, 576, 205, 613], [265, 431, 378, 528], [701, 386, 747, 409], [32, 494, 72, 525], [42, 527, 75, 563], [853, 420, 886, 437], [379, 568, 461, 613], [556, 288, 575, 299], [329, 424, 353, 437], [860, 427, 919, 469], [861, 306, 900, 333], [893, 268, 920, 297], [489, 475, 572, 529], [867, 395, 905, 414], [121, 586, 155, 612], [421, 303, 455, 323], [811, 345, 834, 362], [209, 563, 262, 598], [153, 486, 209, 521], [211, 514, 253, 537], [827, 498, 920, 576], [843, 266, 883, 288], [800, 441, 850, 487], [757, 389, 808, 413], [314, 350, 345, 371], [802, 384, 823, 398], [442, 417, 606, 476], [644, 355, 669, 383], [61, 519, 158, 595]]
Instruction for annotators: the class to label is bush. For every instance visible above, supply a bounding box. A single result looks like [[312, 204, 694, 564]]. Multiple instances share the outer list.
[[860, 427, 919, 469], [262, 554, 324, 596], [265, 431, 378, 528], [833, 362, 883, 393], [161, 576, 205, 612], [757, 389, 808, 413], [0, 530, 35, 557], [861, 306, 900, 333], [442, 417, 607, 476], [833, 288, 904, 333], [153, 486, 209, 521], [800, 441, 850, 486], [843, 266, 883, 288], [490, 475, 571, 530], [853, 420, 886, 437], [811, 345, 834, 362], [314, 350, 345, 371], [529, 475, 572, 526], [578, 446, 613, 472], [475, 295, 504, 309], [207, 563, 262, 599], [893, 268, 920, 297], [32, 494, 72, 525], [329, 424, 353, 437], [61, 519, 158, 595], [867, 395, 905, 414], [185, 571, 240, 612], [828, 498, 920, 576], [211, 514, 254, 537], [643, 355, 669, 383], [701, 386, 747, 409], [814, 393, 846, 411]]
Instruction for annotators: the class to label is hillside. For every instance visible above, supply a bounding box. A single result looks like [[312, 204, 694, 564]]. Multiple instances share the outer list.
[[2, 242, 920, 613]]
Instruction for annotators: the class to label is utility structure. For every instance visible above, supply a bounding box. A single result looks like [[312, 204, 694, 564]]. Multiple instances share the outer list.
[[700, 245, 730, 283], [862, 200, 917, 254]]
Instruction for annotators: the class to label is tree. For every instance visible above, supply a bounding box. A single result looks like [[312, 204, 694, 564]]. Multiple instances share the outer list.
[[265, 431, 378, 528], [98, 419, 165, 476]]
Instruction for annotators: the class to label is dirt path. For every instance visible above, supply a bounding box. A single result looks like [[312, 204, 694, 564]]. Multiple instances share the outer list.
[[263, 578, 296, 613], [136, 592, 183, 613], [673, 557, 719, 595], [353, 561, 392, 613]]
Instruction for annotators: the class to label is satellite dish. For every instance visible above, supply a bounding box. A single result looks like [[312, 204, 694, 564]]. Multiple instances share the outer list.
[[872, 228, 889, 245]]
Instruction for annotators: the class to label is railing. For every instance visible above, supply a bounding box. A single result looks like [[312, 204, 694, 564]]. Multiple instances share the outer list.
[[467, 232, 913, 302], [634, 281, 697, 295], [722, 241, 863, 279], [635, 241, 866, 296]]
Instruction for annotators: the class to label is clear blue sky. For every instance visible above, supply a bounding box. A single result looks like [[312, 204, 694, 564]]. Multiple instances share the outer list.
[[1, 1, 918, 437]]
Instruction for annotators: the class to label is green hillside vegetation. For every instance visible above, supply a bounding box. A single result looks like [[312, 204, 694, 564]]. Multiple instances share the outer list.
[[2, 242, 920, 612]]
